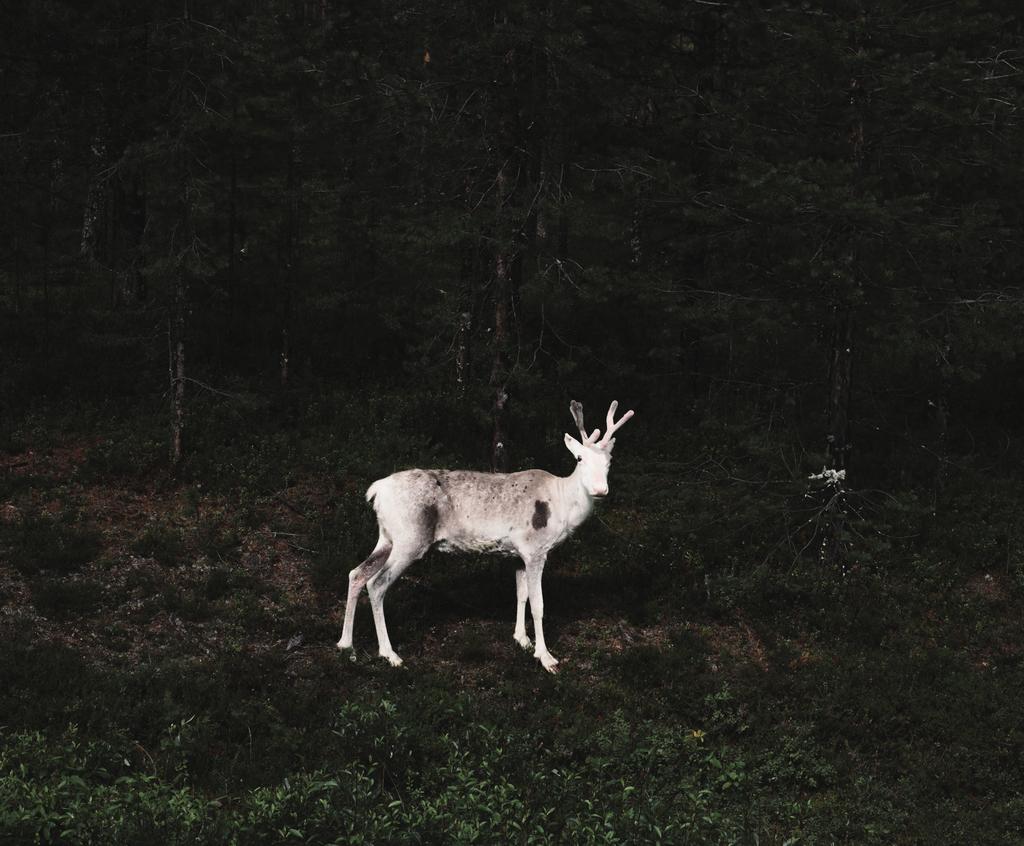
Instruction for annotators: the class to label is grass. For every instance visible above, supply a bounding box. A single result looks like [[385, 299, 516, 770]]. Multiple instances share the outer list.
[[0, 393, 1022, 844]]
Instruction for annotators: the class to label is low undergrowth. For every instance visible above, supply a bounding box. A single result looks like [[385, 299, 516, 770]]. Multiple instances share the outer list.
[[1, 394, 1022, 844], [0, 674, 900, 846], [0, 706, 790, 846]]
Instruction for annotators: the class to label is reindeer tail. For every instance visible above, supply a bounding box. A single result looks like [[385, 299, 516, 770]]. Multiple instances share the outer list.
[[366, 479, 387, 508]]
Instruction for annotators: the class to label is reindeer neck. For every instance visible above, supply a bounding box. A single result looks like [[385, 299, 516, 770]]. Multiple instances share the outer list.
[[556, 463, 596, 532]]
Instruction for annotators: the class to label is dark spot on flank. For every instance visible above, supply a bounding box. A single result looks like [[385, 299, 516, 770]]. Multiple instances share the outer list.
[[532, 500, 550, 530], [422, 504, 439, 539]]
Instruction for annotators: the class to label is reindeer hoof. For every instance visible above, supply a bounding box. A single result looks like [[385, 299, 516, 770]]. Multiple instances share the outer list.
[[537, 653, 560, 673], [514, 635, 533, 651], [381, 651, 404, 668]]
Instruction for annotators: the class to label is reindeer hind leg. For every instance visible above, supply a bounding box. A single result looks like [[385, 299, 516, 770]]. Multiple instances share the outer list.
[[337, 535, 391, 653], [365, 540, 429, 667]]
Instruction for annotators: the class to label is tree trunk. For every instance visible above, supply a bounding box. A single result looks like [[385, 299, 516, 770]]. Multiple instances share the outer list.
[[227, 140, 238, 346], [930, 326, 951, 508], [820, 11, 866, 572], [825, 304, 854, 473], [280, 327, 290, 387], [169, 252, 188, 469], [13, 236, 22, 315], [170, 164, 189, 468], [455, 311, 472, 399], [170, 7, 192, 467], [281, 140, 297, 387], [629, 199, 643, 267], [555, 159, 569, 265], [41, 210, 50, 340], [80, 138, 106, 264], [820, 286, 855, 574], [490, 208, 513, 472]]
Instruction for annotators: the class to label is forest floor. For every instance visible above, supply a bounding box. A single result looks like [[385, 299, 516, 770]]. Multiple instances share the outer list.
[[0, 436, 775, 683], [2, 422, 1023, 845]]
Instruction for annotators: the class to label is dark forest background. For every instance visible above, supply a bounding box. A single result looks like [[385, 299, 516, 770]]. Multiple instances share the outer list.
[[1, 1, 1023, 843]]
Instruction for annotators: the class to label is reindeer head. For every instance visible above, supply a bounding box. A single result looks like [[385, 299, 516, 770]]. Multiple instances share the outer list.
[[564, 400, 635, 498]]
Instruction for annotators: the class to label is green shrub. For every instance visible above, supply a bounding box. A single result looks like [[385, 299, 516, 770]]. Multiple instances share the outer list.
[[132, 523, 187, 567], [0, 728, 226, 844], [31, 577, 104, 618], [203, 566, 233, 601], [3, 512, 103, 575], [196, 522, 241, 564]]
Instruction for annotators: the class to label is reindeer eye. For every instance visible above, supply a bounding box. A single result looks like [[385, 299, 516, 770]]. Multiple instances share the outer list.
[[576, 456, 582, 463]]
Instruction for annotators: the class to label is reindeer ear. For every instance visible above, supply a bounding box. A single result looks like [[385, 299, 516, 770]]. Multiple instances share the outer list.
[[564, 433, 584, 458]]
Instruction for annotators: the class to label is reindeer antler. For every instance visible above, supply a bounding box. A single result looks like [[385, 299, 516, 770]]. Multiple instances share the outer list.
[[569, 400, 601, 444], [597, 400, 634, 448]]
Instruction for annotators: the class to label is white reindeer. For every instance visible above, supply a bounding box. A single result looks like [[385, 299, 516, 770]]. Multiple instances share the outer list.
[[337, 400, 635, 672]]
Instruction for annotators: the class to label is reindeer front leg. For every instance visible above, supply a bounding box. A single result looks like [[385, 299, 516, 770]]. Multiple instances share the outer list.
[[525, 555, 558, 672]]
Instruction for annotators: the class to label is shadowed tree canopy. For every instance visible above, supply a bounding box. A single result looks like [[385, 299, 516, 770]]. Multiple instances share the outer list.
[[0, 0, 1021, 549]]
